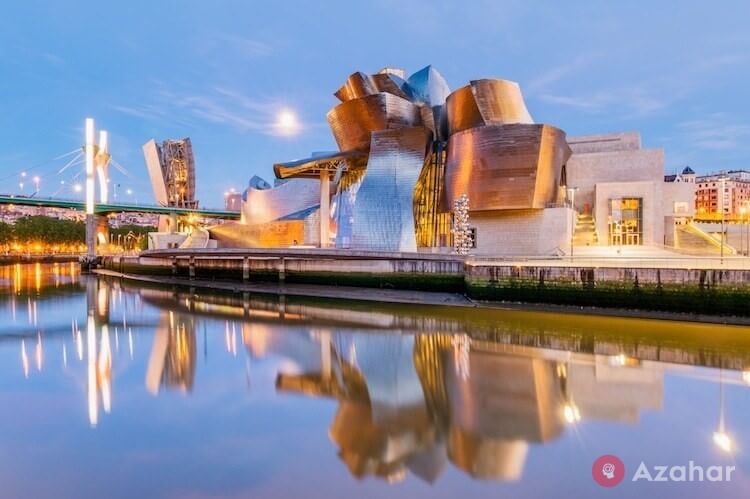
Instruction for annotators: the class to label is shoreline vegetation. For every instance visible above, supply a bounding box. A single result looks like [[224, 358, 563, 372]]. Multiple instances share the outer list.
[[0, 216, 154, 254]]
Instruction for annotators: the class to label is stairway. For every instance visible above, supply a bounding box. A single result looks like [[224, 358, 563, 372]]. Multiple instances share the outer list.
[[180, 227, 210, 249], [674, 223, 735, 255], [573, 213, 598, 246]]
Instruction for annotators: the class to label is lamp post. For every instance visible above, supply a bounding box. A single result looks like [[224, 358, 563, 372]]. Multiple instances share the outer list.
[[719, 176, 727, 264], [740, 207, 746, 256], [567, 187, 578, 261]]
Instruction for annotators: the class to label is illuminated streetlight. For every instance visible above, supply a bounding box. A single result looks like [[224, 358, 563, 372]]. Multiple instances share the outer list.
[[32, 176, 40, 194], [73, 183, 83, 193]]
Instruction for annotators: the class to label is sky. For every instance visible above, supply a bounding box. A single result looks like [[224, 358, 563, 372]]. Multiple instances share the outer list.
[[1, 0, 749, 208]]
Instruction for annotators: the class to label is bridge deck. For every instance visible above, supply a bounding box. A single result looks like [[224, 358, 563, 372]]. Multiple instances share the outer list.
[[0, 194, 240, 218]]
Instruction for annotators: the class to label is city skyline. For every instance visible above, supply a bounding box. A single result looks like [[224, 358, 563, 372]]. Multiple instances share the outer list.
[[1, 1, 749, 206]]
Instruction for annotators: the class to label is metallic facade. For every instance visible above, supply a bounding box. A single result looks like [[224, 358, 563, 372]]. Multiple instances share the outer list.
[[237, 66, 571, 252], [346, 127, 430, 250], [444, 124, 571, 211], [241, 177, 320, 226], [142, 138, 199, 208]]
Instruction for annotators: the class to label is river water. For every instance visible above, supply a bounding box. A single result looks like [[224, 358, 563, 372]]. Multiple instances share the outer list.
[[0, 263, 748, 498]]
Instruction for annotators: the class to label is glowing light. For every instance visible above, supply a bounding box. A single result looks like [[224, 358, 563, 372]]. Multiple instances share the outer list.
[[21, 340, 29, 378], [275, 109, 300, 135], [563, 403, 581, 424], [713, 431, 733, 453], [743, 370, 750, 385], [73, 183, 82, 193]]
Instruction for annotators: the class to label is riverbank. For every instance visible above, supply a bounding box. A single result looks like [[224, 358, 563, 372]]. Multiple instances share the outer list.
[[98, 249, 750, 320], [94, 266, 750, 326]]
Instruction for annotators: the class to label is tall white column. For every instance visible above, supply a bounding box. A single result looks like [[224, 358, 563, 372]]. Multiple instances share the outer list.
[[85, 119, 96, 215], [319, 170, 330, 248], [85, 119, 97, 258]]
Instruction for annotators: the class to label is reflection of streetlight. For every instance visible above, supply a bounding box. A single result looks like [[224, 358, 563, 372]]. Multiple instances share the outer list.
[[563, 403, 581, 424], [713, 370, 734, 454], [33, 176, 40, 194], [73, 183, 83, 193]]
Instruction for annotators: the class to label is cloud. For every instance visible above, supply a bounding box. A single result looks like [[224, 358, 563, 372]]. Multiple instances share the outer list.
[[219, 35, 273, 58], [113, 84, 310, 137], [534, 50, 746, 118], [527, 54, 601, 93], [677, 113, 750, 150], [539, 86, 670, 117]]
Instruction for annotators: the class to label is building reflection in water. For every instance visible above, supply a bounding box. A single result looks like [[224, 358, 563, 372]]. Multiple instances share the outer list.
[[255, 329, 664, 483], [145, 311, 197, 395], [4, 267, 744, 481]]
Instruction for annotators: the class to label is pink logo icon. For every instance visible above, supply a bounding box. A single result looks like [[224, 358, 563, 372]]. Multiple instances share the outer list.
[[592, 454, 625, 487]]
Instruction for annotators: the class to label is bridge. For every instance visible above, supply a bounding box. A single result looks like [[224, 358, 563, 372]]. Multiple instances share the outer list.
[[0, 194, 240, 219]]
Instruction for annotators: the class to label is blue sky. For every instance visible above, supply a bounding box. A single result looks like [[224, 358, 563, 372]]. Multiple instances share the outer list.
[[1, 0, 749, 207]]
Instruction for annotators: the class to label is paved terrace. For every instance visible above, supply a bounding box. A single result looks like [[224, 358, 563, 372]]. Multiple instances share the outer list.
[[468, 246, 750, 270], [141, 246, 750, 270]]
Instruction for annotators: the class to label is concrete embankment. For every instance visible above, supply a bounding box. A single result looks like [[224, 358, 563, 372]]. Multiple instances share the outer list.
[[100, 249, 750, 318]]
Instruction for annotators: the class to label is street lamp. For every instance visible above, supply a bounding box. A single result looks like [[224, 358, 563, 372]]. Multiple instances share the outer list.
[[719, 175, 727, 264], [740, 206, 746, 256]]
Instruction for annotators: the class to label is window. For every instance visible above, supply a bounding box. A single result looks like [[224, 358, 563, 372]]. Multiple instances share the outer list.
[[468, 228, 477, 248], [608, 198, 643, 245]]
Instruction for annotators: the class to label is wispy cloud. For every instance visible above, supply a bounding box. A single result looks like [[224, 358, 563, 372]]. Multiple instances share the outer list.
[[112, 84, 311, 137], [536, 51, 746, 118], [677, 113, 750, 150], [539, 86, 671, 117], [218, 35, 273, 58], [527, 53, 601, 93]]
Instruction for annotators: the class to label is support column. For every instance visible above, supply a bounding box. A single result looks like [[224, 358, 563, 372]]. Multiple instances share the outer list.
[[319, 170, 330, 248], [85, 214, 97, 257], [85, 118, 96, 259]]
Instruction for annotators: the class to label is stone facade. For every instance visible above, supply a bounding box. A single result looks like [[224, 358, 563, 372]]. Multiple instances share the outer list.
[[470, 207, 574, 256]]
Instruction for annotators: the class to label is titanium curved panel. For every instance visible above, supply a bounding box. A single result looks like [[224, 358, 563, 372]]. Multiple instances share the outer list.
[[346, 127, 430, 251], [471, 79, 533, 125], [327, 93, 422, 152], [371, 72, 414, 101], [407, 65, 451, 108], [445, 80, 534, 136], [445, 85, 484, 136], [242, 178, 320, 226], [334, 72, 378, 102], [443, 124, 570, 211]]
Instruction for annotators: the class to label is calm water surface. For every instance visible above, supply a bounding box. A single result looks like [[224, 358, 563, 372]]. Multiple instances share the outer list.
[[0, 263, 749, 498]]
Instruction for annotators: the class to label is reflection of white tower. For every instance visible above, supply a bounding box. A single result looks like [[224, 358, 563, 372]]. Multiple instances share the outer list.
[[84, 118, 110, 257]]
